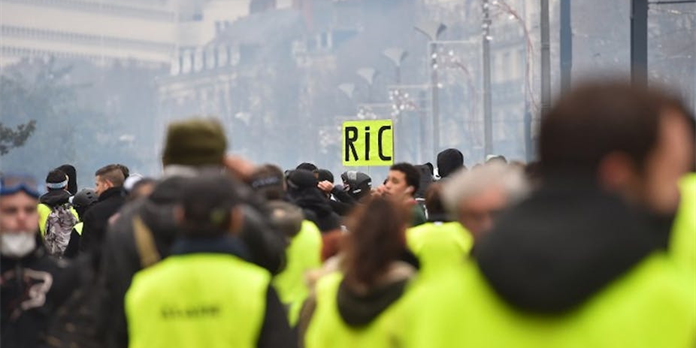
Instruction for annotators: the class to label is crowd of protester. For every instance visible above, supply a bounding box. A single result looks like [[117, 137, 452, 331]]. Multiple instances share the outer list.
[[1, 80, 695, 347]]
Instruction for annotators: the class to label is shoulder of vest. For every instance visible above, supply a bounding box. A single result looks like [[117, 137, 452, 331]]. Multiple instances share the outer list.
[[133, 254, 272, 288], [316, 271, 343, 294]]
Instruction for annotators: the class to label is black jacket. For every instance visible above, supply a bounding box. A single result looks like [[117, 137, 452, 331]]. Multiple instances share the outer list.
[[96, 176, 287, 348], [79, 187, 126, 253], [329, 188, 357, 216], [39, 190, 71, 208], [474, 176, 668, 314], [289, 188, 341, 233], [1, 240, 78, 348]]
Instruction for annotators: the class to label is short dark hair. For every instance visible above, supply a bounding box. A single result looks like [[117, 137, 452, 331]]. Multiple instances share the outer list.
[[390, 162, 420, 194], [46, 169, 67, 191], [540, 81, 685, 176], [95, 164, 126, 187], [116, 164, 130, 179], [180, 174, 240, 238]]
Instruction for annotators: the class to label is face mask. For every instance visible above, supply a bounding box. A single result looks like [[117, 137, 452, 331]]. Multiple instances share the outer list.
[[0, 232, 37, 258]]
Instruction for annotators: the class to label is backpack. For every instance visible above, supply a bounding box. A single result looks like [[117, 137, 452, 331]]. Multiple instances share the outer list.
[[44, 203, 78, 256]]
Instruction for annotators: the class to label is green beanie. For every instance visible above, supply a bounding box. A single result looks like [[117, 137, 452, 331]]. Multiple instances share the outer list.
[[162, 118, 227, 167]]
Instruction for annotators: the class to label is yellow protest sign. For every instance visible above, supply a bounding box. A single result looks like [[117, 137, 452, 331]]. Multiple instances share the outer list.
[[342, 119, 394, 166]]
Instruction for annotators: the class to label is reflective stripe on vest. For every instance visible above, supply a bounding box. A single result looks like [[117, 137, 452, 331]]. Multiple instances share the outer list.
[[126, 254, 270, 348], [74, 222, 83, 235]]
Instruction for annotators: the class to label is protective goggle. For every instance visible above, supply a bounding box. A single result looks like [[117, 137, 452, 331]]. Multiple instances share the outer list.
[[0, 175, 41, 198]]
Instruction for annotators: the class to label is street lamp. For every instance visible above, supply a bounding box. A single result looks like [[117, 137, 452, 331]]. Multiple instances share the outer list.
[[489, 0, 536, 161], [482, 0, 493, 158], [356, 68, 379, 102], [414, 20, 447, 160], [338, 83, 355, 100], [430, 40, 481, 152], [389, 84, 430, 163], [383, 48, 409, 84]]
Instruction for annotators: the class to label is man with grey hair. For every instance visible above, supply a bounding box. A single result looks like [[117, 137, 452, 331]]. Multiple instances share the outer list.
[[441, 163, 529, 241]]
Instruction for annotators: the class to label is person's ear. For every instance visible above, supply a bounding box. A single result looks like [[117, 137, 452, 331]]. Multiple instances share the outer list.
[[405, 186, 414, 195], [228, 207, 244, 235], [598, 152, 639, 195], [174, 205, 185, 225]]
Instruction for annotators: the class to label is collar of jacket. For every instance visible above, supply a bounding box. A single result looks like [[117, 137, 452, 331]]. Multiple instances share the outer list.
[[39, 189, 71, 207], [161, 165, 224, 180], [98, 187, 124, 202], [427, 213, 452, 223], [170, 235, 251, 260]]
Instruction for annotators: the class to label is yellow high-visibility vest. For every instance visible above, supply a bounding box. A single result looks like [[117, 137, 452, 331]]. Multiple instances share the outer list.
[[273, 220, 322, 326], [305, 272, 415, 348], [403, 254, 696, 348], [406, 221, 473, 277], [670, 173, 696, 294], [126, 253, 270, 348]]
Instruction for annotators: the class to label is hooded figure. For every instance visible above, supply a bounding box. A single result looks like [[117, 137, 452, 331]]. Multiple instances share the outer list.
[[57, 165, 78, 196], [437, 149, 465, 179], [287, 170, 341, 234]]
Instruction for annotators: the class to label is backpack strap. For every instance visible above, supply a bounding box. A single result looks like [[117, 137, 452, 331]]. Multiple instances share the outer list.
[[132, 215, 161, 268]]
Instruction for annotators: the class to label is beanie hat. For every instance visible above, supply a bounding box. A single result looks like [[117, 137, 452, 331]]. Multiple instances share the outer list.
[[287, 170, 318, 190], [296, 162, 318, 171], [46, 169, 68, 190], [162, 118, 227, 167], [315, 169, 334, 183], [437, 148, 464, 179]]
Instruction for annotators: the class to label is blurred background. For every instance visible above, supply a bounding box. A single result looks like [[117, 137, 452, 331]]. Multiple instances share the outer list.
[[1, 0, 694, 184]]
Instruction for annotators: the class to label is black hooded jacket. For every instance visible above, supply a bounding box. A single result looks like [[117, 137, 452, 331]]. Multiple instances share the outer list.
[[474, 176, 668, 314], [290, 189, 341, 233]]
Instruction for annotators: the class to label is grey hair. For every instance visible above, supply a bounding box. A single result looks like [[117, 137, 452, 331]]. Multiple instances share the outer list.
[[441, 162, 530, 217]]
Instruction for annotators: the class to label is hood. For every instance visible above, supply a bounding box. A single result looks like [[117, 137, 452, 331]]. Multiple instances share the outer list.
[[474, 177, 664, 314], [292, 189, 335, 218], [437, 149, 464, 178], [39, 190, 71, 207], [337, 262, 415, 327]]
